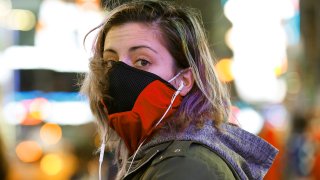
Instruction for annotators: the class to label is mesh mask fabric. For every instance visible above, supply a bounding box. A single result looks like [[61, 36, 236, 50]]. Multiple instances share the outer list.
[[105, 61, 176, 115]]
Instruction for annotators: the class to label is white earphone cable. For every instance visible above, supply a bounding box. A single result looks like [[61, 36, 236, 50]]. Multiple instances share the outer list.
[[99, 138, 106, 180], [125, 81, 185, 175]]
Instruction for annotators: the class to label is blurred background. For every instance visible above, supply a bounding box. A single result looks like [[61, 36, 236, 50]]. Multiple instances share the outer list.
[[0, 0, 320, 179]]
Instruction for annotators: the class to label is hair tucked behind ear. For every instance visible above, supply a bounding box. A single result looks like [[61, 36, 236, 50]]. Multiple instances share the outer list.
[[80, 0, 231, 179]]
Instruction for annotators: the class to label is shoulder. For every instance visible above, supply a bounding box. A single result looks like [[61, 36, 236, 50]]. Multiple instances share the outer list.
[[141, 140, 236, 180]]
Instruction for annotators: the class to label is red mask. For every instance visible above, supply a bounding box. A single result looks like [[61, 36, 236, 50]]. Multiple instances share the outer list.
[[102, 62, 183, 155]]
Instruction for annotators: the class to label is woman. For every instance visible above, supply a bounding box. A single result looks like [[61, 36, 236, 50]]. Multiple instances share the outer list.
[[81, 1, 278, 179]]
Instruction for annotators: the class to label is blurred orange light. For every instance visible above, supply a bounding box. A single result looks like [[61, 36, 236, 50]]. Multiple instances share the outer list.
[[215, 58, 234, 82], [40, 154, 63, 175], [29, 98, 49, 119], [40, 123, 62, 145], [36, 21, 45, 32], [21, 113, 43, 125], [274, 58, 288, 77], [16, 141, 42, 163], [20, 98, 49, 126], [75, 0, 100, 10], [75, 0, 100, 5]]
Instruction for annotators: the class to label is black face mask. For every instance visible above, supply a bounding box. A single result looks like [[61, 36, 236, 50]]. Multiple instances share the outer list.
[[104, 61, 176, 115]]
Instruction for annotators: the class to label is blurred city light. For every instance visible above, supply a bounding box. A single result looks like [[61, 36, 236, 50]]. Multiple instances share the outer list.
[[215, 58, 234, 82], [3, 95, 92, 125], [274, 58, 288, 77], [29, 98, 49, 121], [35, 0, 103, 55], [20, 99, 43, 126], [4, 9, 36, 31], [224, 0, 295, 24], [232, 60, 287, 103], [236, 108, 265, 135], [40, 123, 62, 145], [3, 101, 27, 125], [75, 0, 100, 9], [16, 141, 43, 163], [224, 28, 233, 50], [0, 0, 101, 179], [0, 0, 12, 17], [262, 104, 288, 130], [223, 0, 292, 104], [46, 101, 93, 125], [1, 46, 90, 72], [40, 153, 63, 175], [0, 57, 11, 84]]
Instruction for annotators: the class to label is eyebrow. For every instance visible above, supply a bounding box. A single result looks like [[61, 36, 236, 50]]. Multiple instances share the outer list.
[[103, 45, 158, 54]]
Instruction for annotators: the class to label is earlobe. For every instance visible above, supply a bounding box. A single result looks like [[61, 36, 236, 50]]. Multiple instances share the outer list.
[[179, 68, 194, 96]]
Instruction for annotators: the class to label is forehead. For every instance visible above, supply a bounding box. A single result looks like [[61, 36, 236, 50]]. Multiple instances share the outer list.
[[104, 22, 165, 48]]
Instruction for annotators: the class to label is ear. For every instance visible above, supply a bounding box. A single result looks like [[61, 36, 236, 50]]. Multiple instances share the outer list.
[[179, 68, 194, 96]]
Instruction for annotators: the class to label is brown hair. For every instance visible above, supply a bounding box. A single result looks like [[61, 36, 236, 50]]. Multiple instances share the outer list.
[[80, 0, 230, 178]]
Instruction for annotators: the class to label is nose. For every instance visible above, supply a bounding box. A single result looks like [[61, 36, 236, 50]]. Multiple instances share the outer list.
[[119, 58, 133, 67]]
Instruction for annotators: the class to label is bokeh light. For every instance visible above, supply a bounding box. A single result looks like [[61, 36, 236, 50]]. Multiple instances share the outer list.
[[215, 58, 234, 82], [274, 58, 288, 77], [16, 141, 43, 163], [21, 99, 43, 126], [0, 0, 12, 17], [40, 123, 62, 145], [29, 98, 49, 120], [262, 104, 288, 130], [75, 0, 100, 9], [236, 108, 265, 135], [5, 9, 36, 31], [40, 153, 63, 175], [3, 102, 27, 125], [223, 0, 289, 104], [224, 28, 233, 49]]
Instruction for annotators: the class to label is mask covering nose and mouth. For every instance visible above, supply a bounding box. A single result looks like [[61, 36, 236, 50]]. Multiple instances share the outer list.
[[101, 61, 184, 154]]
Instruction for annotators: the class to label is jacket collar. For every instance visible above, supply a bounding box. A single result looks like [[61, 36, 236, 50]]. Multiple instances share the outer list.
[[140, 121, 279, 180], [124, 141, 172, 179]]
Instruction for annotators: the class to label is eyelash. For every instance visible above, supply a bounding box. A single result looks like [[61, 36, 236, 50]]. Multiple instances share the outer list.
[[102, 56, 152, 68], [134, 58, 151, 67], [103, 60, 116, 68]]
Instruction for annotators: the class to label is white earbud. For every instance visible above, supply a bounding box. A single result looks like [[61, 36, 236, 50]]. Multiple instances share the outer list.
[[177, 81, 185, 92]]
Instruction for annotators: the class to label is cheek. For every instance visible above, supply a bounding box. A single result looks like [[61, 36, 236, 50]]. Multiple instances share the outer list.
[[147, 47, 177, 81], [150, 62, 176, 81]]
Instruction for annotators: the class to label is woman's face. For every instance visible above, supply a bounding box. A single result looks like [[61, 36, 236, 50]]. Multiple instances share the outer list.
[[103, 22, 177, 81]]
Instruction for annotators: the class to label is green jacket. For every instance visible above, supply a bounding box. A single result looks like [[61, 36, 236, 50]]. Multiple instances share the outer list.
[[122, 121, 278, 180], [124, 140, 239, 180]]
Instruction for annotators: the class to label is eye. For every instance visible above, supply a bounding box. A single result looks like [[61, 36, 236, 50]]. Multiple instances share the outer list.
[[104, 60, 116, 68], [102, 54, 118, 65], [134, 59, 151, 67]]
